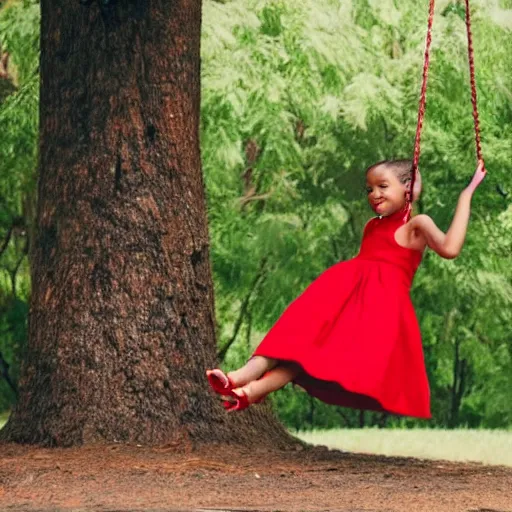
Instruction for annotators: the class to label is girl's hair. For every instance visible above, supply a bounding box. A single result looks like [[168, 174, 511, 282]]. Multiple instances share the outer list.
[[366, 159, 413, 185]]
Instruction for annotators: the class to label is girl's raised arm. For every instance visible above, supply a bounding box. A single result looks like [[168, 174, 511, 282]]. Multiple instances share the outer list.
[[412, 161, 486, 259]]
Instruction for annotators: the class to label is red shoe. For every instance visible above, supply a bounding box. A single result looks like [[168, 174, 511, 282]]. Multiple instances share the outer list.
[[223, 389, 266, 412], [206, 369, 234, 396], [223, 389, 250, 412]]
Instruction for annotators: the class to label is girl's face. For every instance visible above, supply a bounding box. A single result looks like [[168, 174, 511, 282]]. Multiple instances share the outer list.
[[366, 166, 408, 216]]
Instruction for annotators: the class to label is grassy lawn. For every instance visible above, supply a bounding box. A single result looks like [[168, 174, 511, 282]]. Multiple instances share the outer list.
[[296, 428, 512, 467]]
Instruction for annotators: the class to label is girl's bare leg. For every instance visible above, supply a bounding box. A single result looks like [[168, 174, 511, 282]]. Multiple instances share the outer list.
[[235, 362, 301, 403], [227, 356, 278, 387]]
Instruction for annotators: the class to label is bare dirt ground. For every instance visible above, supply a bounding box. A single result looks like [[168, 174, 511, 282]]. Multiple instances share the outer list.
[[0, 442, 511, 512]]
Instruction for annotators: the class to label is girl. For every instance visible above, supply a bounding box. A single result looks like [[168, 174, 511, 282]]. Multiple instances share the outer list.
[[206, 159, 486, 418]]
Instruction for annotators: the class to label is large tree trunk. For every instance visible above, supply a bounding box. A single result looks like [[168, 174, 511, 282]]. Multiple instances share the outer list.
[[1, 0, 296, 449]]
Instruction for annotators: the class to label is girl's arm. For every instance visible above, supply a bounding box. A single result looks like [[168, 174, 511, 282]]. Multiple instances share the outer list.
[[412, 161, 486, 259]]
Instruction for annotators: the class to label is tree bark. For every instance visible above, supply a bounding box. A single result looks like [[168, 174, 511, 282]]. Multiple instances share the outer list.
[[1, 0, 296, 449]]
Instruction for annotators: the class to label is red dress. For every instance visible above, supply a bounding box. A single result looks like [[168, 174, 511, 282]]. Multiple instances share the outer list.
[[253, 208, 431, 419]]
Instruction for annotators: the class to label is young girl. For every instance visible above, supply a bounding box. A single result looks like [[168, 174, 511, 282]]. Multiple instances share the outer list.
[[206, 159, 486, 418]]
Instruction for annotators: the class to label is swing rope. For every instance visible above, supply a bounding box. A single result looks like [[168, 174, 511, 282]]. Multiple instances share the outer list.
[[464, 0, 483, 163], [410, 0, 436, 201], [410, 0, 483, 203]]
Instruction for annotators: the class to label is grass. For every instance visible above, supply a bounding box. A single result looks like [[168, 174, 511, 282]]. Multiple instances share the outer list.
[[296, 428, 512, 467]]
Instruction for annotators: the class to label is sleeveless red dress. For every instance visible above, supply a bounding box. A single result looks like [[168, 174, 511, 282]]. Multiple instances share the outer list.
[[252, 208, 431, 419]]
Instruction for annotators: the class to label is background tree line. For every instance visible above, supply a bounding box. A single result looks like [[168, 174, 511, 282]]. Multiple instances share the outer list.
[[1, 0, 510, 430]]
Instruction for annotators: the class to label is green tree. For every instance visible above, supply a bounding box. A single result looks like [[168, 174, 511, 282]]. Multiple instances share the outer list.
[[202, 0, 511, 429], [0, 0, 39, 411]]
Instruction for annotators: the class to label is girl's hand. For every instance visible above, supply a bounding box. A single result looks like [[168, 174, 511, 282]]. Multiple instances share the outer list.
[[411, 169, 422, 202], [466, 160, 486, 193]]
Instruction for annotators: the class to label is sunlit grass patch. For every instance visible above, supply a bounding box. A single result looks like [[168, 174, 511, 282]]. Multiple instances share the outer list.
[[296, 428, 512, 467]]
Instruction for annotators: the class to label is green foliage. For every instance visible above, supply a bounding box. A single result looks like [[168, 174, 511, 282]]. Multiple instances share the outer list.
[[202, 0, 512, 429], [0, 0, 38, 411]]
